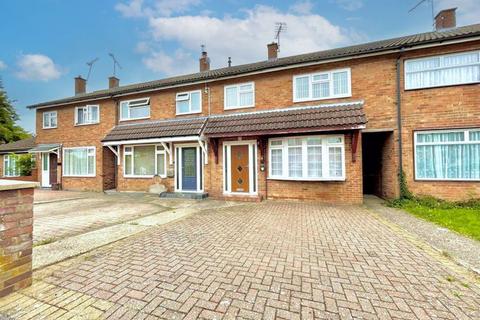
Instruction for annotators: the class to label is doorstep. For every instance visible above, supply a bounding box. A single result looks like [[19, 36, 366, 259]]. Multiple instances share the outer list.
[[160, 192, 209, 200]]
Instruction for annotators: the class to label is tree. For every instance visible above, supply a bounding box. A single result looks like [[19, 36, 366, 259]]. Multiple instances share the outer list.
[[0, 78, 31, 144]]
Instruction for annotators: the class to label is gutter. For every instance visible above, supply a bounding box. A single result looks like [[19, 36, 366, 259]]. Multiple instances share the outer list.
[[27, 35, 480, 110]]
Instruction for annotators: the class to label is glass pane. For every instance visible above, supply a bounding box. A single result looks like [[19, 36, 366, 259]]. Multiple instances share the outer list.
[[333, 71, 348, 95], [190, 92, 201, 112], [307, 137, 321, 145], [417, 132, 464, 143], [443, 52, 479, 67], [287, 138, 302, 146], [121, 102, 129, 119], [312, 82, 329, 98], [64, 149, 88, 176], [239, 84, 252, 91], [295, 76, 309, 99], [225, 87, 238, 108], [156, 153, 165, 175], [43, 113, 48, 126], [125, 147, 132, 153], [327, 137, 342, 144], [288, 147, 303, 177], [51, 114, 57, 127], [125, 154, 132, 175], [312, 74, 328, 81], [77, 109, 85, 124], [89, 106, 98, 122], [406, 57, 440, 72], [88, 154, 94, 175], [270, 140, 283, 146], [177, 100, 189, 114], [133, 146, 155, 175], [129, 105, 150, 119], [239, 91, 253, 106], [470, 131, 480, 141], [271, 149, 283, 176], [328, 147, 343, 177], [308, 146, 322, 178]]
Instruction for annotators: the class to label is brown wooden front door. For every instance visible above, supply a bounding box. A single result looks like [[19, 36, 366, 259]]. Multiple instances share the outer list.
[[230, 145, 249, 193], [49, 153, 57, 184]]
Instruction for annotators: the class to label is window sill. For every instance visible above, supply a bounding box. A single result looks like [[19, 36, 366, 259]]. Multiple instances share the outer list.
[[415, 178, 480, 182], [42, 127, 57, 130], [267, 177, 346, 182], [224, 105, 255, 111], [176, 111, 202, 116], [119, 116, 151, 122], [124, 175, 167, 179], [74, 122, 100, 127], [405, 80, 480, 91], [63, 175, 96, 178], [293, 94, 351, 103]]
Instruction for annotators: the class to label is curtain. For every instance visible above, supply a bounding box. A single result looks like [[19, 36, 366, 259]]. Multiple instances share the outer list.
[[156, 153, 165, 176], [295, 76, 309, 99], [328, 147, 343, 177], [271, 149, 283, 176], [307, 146, 322, 177], [333, 71, 348, 95], [64, 149, 90, 176], [225, 87, 238, 107], [133, 146, 155, 175]]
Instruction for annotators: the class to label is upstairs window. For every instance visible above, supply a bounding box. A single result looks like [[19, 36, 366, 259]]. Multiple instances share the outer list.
[[405, 51, 480, 90], [120, 98, 150, 121], [176, 90, 202, 115], [75, 105, 99, 125], [293, 68, 351, 102], [43, 111, 57, 129], [224, 82, 255, 110]]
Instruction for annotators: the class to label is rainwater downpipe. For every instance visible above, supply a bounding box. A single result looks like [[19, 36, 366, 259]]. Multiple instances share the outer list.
[[396, 49, 404, 194]]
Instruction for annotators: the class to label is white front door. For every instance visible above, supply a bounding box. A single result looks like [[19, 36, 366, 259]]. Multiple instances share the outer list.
[[41, 153, 51, 187]]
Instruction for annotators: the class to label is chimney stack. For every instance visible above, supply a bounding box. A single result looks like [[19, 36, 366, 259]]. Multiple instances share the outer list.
[[199, 48, 210, 72], [109, 76, 120, 89], [435, 8, 456, 30], [267, 42, 278, 60], [75, 76, 86, 95]]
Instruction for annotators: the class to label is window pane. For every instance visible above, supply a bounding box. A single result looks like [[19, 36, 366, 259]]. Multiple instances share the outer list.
[[288, 138, 302, 146], [89, 106, 98, 122], [288, 147, 302, 177], [328, 147, 343, 177], [239, 91, 253, 106], [50, 113, 57, 127], [88, 154, 95, 175], [64, 148, 90, 176], [129, 106, 149, 119], [121, 102, 129, 119], [327, 137, 342, 144], [312, 82, 329, 98], [271, 140, 283, 146], [225, 87, 238, 107], [239, 84, 252, 91], [77, 108, 85, 124], [177, 100, 189, 114], [295, 76, 309, 99], [271, 149, 283, 176], [417, 132, 464, 143], [190, 92, 201, 112], [312, 74, 328, 81], [156, 153, 165, 176], [470, 131, 480, 141], [333, 71, 348, 95], [307, 137, 322, 145], [308, 146, 322, 178], [125, 154, 132, 175], [133, 146, 155, 175], [43, 113, 48, 126]]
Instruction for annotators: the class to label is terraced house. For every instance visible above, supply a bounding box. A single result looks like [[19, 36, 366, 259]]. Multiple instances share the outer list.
[[26, 9, 480, 203]]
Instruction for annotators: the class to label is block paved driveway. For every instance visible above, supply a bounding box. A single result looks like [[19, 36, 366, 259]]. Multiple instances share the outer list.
[[2, 201, 480, 319]]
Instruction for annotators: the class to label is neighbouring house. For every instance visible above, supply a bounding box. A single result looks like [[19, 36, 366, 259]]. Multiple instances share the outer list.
[[0, 137, 38, 181], [26, 9, 480, 203]]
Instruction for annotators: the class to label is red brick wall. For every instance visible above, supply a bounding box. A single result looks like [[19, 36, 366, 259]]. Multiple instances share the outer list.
[[0, 187, 33, 297]]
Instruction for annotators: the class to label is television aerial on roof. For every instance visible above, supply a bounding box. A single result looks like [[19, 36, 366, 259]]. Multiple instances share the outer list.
[[85, 57, 99, 82], [274, 22, 287, 51], [108, 53, 122, 76], [409, 0, 435, 30]]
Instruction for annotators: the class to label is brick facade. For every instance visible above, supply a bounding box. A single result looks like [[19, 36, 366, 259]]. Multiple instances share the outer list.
[[33, 39, 480, 202]]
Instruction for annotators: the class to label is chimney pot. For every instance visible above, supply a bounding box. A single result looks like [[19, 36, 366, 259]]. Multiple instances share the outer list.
[[75, 76, 86, 95], [435, 8, 456, 30], [267, 42, 278, 60], [109, 76, 120, 89], [199, 50, 210, 72]]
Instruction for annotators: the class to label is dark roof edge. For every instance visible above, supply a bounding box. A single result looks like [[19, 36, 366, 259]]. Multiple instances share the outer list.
[[27, 26, 480, 109]]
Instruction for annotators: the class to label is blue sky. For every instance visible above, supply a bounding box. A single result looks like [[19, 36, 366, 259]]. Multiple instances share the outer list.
[[0, 0, 478, 133]]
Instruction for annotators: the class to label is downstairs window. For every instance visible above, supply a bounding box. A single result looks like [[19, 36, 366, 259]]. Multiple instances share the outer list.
[[124, 145, 166, 178], [63, 147, 96, 177]]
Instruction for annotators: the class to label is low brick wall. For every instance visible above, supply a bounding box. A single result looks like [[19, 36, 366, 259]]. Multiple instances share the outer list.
[[0, 180, 36, 298]]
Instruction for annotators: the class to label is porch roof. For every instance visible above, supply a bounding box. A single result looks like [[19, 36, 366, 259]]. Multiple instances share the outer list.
[[102, 117, 208, 143], [0, 137, 36, 154], [203, 101, 367, 138], [28, 143, 61, 153]]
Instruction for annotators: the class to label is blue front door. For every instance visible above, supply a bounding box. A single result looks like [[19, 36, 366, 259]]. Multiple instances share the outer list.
[[181, 147, 197, 191]]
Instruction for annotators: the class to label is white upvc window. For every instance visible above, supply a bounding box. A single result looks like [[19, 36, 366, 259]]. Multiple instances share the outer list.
[[3, 154, 19, 177], [224, 82, 255, 110], [63, 147, 96, 177], [269, 135, 345, 181], [43, 111, 57, 129], [123, 145, 167, 178], [120, 98, 150, 121], [405, 50, 480, 90], [176, 90, 202, 115], [415, 128, 480, 181], [75, 105, 100, 125], [293, 68, 351, 102]]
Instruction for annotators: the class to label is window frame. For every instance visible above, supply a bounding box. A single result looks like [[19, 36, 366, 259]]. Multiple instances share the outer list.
[[119, 98, 151, 121], [123, 144, 167, 179], [3, 154, 19, 177], [224, 82, 255, 110], [268, 134, 346, 181], [414, 128, 480, 181], [74, 105, 100, 126], [42, 111, 57, 129], [404, 50, 480, 90], [175, 90, 202, 115], [62, 146, 96, 177], [293, 68, 352, 103]]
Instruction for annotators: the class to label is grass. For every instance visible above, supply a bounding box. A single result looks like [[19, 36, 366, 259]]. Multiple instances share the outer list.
[[388, 196, 480, 241]]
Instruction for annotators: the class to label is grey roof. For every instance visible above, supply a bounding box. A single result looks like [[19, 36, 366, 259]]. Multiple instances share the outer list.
[[102, 117, 208, 142], [203, 101, 367, 137], [27, 23, 480, 109], [0, 137, 36, 154], [28, 143, 61, 153]]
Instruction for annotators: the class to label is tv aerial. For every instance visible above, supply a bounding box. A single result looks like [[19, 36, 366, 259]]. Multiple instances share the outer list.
[[85, 58, 99, 82], [108, 53, 122, 76], [409, 0, 435, 30], [274, 22, 287, 51]]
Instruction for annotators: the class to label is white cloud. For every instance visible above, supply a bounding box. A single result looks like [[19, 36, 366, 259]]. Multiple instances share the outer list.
[[0, 60, 6, 70], [115, 0, 201, 17], [290, 1, 314, 15], [16, 54, 61, 81], [141, 5, 356, 74], [143, 49, 195, 75], [115, 0, 144, 18], [436, 0, 480, 25], [334, 0, 363, 11]]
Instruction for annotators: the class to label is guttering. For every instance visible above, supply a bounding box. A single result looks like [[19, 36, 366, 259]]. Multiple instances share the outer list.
[[28, 36, 480, 110]]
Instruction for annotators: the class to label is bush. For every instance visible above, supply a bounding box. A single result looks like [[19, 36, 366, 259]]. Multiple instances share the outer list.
[[11, 153, 35, 176]]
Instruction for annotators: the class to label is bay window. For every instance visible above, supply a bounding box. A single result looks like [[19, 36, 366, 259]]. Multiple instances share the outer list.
[[75, 105, 99, 125], [176, 90, 201, 115], [269, 135, 345, 180], [293, 68, 351, 102], [124, 145, 167, 178], [120, 98, 150, 121], [405, 50, 480, 90], [415, 129, 480, 180], [224, 82, 255, 109], [63, 147, 95, 177]]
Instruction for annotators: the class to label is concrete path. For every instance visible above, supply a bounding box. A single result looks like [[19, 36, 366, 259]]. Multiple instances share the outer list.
[[364, 195, 480, 274]]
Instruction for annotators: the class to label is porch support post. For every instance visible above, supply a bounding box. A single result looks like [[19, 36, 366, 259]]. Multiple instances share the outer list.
[[351, 130, 360, 163], [107, 145, 121, 165], [198, 139, 208, 165], [161, 142, 173, 165]]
